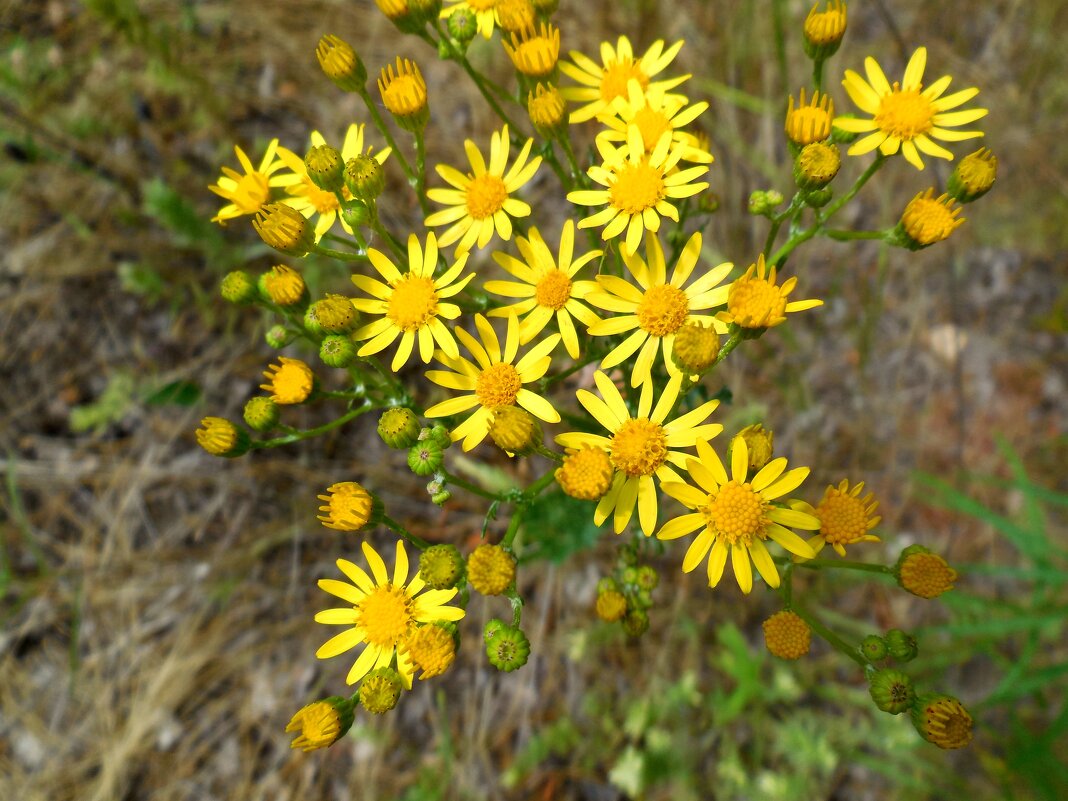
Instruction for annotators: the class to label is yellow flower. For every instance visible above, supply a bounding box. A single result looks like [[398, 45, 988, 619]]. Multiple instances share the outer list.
[[556, 445, 614, 501], [658, 438, 819, 594], [378, 57, 428, 130], [527, 83, 567, 133], [317, 482, 376, 531], [596, 79, 713, 164], [495, 0, 534, 33], [568, 128, 709, 256], [425, 314, 561, 451], [803, 0, 847, 49], [560, 36, 688, 124], [441, 0, 499, 40], [262, 264, 306, 306], [802, 479, 881, 557], [900, 188, 965, 247], [277, 125, 391, 241], [401, 624, 457, 679], [834, 47, 987, 170], [585, 232, 731, 387], [467, 543, 516, 595], [261, 357, 315, 404], [485, 221, 602, 359], [762, 610, 811, 659], [595, 590, 627, 622], [897, 546, 957, 599], [314, 540, 465, 686], [717, 254, 822, 329], [785, 88, 834, 145], [503, 22, 559, 79], [912, 694, 973, 749], [425, 125, 542, 254], [285, 700, 349, 752], [252, 202, 314, 256], [556, 371, 722, 536], [351, 232, 474, 370], [209, 139, 301, 224]]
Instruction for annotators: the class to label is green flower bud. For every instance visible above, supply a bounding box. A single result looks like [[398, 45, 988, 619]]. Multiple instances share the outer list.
[[596, 577, 619, 595], [483, 618, 507, 643], [340, 200, 371, 229], [316, 34, 367, 92], [221, 270, 257, 304], [621, 566, 639, 587], [885, 629, 918, 662], [486, 625, 530, 672], [419, 544, 465, 590], [622, 609, 650, 638], [634, 589, 653, 610], [378, 408, 421, 449], [243, 396, 279, 432], [319, 334, 358, 368], [431, 489, 452, 506], [428, 424, 452, 449], [803, 187, 834, 208], [948, 148, 997, 203], [446, 8, 478, 45], [748, 189, 783, 216], [868, 668, 916, 714], [911, 693, 973, 750], [861, 634, 888, 662], [303, 304, 325, 337], [265, 325, 292, 349], [310, 295, 358, 334], [305, 144, 345, 193], [359, 667, 403, 714], [345, 155, 385, 201], [408, 439, 444, 476]]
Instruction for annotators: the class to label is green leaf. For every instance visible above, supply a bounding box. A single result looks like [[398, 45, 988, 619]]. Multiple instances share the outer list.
[[141, 177, 223, 252], [520, 490, 602, 564], [144, 379, 201, 407]]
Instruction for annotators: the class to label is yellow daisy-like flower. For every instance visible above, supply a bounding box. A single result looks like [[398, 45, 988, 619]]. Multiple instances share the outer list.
[[658, 438, 819, 593], [485, 221, 602, 359], [556, 371, 723, 536], [802, 479, 881, 557], [209, 139, 300, 224], [560, 36, 688, 124], [834, 47, 987, 170], [900, 188, 965, 246], [277, 125, 391, 241], [503, 22, 560, 79], [351, 232, 474, 370], [441, 0, 499, 39], [261, 357, 315, 404], [314, 540, 465, 686], [785, 88, 834, 145], [585, 232, 731, 387], [717, 254, 823, 329], [568, 128, 709, 256], [425, 314, 561, 451], [425, 125, 542, 255], [596, 79, 713, 164]]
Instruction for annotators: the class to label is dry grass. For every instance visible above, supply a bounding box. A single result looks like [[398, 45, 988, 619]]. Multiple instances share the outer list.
[[1, 0, 1066, 799]]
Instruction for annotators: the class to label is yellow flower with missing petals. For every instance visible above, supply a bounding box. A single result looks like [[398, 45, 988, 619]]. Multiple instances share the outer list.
[[485, 221, 602, 359], [277, 125, 391, 241], [351, 233, 474, 370], [568, 128, 709, 256], [900, 189, 965, 247], [834, 47, 987, 170], [314, 540, 465, 686], [597, 79, 713, 164], [556, 371, 723, 536], [800, 479, 881, 557], [657, 438, 819, 594], [209, 139, 301, 224], [441, 0, 499, 39], [586, 232, 731, 387], [425, 125, 542, 255], [261, 357, 315, 404], [717, 254, 822, 330], [425, 314, 561, 451], [560, 36, 688, 124], [503, 22, 560, 79], [785, 88, 834, 145]]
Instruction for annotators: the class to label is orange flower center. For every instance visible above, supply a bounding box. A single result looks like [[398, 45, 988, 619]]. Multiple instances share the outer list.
[[816, 492, 870, 544], [875, 84, 934, 140], [636, 284, 689, 336], [609, 418, 667, 477], [465, 174, 509, 220], [600, 58, 649, 102], [609, 159, 665, 214], [357, 585, 414, 648], [728, 277, 786, 328], [703, 480, 768, 544], [387, 275, 439, 331], [534, 270, 573, 310], [475, 362, 523, 407], [631, 106, 672, 151]]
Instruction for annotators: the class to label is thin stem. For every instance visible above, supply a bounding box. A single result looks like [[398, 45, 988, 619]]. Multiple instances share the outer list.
[[251, 403, 373, 449], [435, 24, 524, 134], [812, 56, 825, 94], [763, 194, 803, 257], [502, 508, 525, 549], [793, 557, 893, 575], [824, 228, 888, 242], [368, 210, 406, 261], [357, 87, 416, 183], [414, 130, 431, 218], [558, 133, 587, 188], [442, 469, 502, 501], [312, 243, 368, 262], [822, 154, 886, 220], [321, 231, 362, 250], [791, 602, 868, 668], [711, 330, 743, 369], [382, 514, 432, 550]]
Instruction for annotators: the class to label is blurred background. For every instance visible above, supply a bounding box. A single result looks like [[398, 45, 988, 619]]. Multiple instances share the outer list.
[[1, 0, 1066, 799]]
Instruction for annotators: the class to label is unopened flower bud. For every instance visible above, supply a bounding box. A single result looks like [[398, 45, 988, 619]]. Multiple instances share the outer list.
[[261, 264, 307, 307], [803, 0, 847, 60], [885, 628, 918, 662], [378, 408, 421, 449], [671, 320, 720, 374], [345, 155, 385, 200], [402, 622, 456, 680], [595, 589, 627, 622], [378, 57, 428, 133], [419, 544, 465, 589], [911, 693, 973, 749], [446, 8, 478, 46], [730, 424, 774, 472], [869, 669, 916, 714], [636, 565, 659, 591], [555, 446, 613, 500], [320, 334, 358, 367], [317, 481, 379, 531], [948, 147, 997, 203], [895, 189, 965, 250], [359, 667, 403, 714], [243, 396, 279, 432], [195, 416, 250, 457], [488, 405, 541, 455], [310, 295, 358, 334], [860, 634, 888, 662], [795, 141, 840, 190], [895, 544, 957, 599], [408, 439, 444, 475], [285, 696, 355, 751], [305, 144, 345, 193], [316, 34, 366, 92], [622, 609, 650, 637], [527, 83, 567, 134], [762, 610, 811, 660], [467, 544, 516, 596], [486, 625, 530, 672], [265, 325, 292, 349], [221, 270, 257, 304], [341, 200, 371, 229]]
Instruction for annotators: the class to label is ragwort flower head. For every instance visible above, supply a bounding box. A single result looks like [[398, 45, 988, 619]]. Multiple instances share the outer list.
[[597, 79, 713, 164], [718, 254, 822, 330], [834, 47, 987, 170], [658, 438, 819, 594], [556, 371, 723, 536], [314, 540, 465, 686], [441, 0, 500, 40], [503, 22, 560, 79], [425, 314, 561, 451], [485, 221, 602, 359], [351, 232, 474, 370], [560, 36, 688, 123], [585, 232, 731, 387], [568, 128, 709, 256], [425, 125, 542, 255], [209, 139, 301, 224]]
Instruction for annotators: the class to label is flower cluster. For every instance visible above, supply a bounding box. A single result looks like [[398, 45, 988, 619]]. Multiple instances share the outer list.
[[201, 0, 993, 754]]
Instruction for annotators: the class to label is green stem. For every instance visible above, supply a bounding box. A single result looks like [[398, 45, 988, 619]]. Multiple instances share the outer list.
[[382, 514, 431, 550], [812, 56, 825, 94], [357, 87, 416, 183], [791, 602, 868, 668], [711, 330, 743, 369], [793, 557, 893, 575], [251, 403, 373, 448], [502, 508, 525, 549], [558, 133, 587, 188], [434, 24, 524, 134], [368, 209, 406, 261], [442, 469, 502, 501], [312, 243, 368, 262], [822, 154, 886, 220], [763, 194, 802, 257], [321, 231, 362, 250], [414, 130, 431, 218], [824, 228, 888, 242]]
